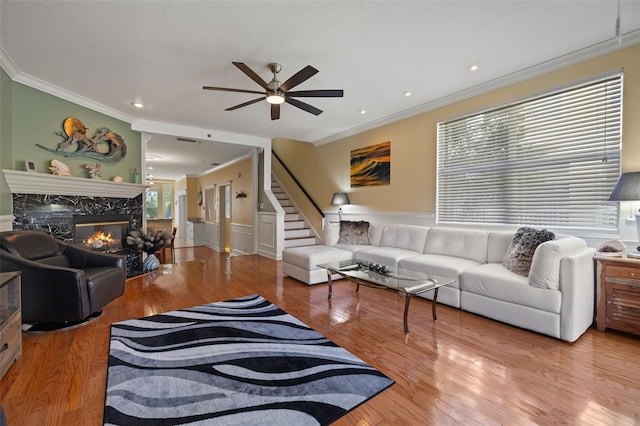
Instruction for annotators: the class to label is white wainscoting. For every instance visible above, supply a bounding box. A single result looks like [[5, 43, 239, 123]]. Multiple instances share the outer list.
[[231, 223, 254, 256], [0, 215, 14, 232], [204, 222, 219, 252], [258, 212, 283, 260], [323, 211, 436, 230]]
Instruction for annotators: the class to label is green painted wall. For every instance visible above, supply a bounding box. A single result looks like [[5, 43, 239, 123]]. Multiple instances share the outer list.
[[10, 82, 141, 181], [0, 68, 13, 215]]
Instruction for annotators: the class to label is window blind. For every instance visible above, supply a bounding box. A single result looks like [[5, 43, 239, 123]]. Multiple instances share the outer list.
[[436, 73, 622, 230]]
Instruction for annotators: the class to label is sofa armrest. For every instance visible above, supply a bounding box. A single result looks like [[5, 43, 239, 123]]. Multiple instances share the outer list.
[[558, 247, 596, 342], [62, 242, 125, 269]]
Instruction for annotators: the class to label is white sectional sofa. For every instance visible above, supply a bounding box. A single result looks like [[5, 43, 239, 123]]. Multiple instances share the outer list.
[[282, 222, 596, 342]]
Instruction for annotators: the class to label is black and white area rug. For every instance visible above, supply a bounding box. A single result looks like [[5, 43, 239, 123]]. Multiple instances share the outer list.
[[104, 294, 394, 425]]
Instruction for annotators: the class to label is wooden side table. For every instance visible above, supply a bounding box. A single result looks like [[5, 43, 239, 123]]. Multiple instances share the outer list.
[[0, 271, 22, 380], [595, 254, 640, 335]]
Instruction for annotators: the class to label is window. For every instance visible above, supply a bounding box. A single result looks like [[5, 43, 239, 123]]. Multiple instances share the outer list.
[[162, 189, 172, 219], [145, 190, 159, 219], [437, 73, 622, 231]]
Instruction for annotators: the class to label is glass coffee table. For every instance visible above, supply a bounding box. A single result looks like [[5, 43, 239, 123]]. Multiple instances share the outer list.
[[317, 259, 455, 334]]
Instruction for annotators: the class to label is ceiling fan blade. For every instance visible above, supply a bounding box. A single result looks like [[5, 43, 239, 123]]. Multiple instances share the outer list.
[[285, 97, 322, 116], [286, 89, 344, 98], [271, 104, 280, 121], [203, 86, 264, 95], [233, 62, 270, 90], [225, 97, 265, 111], [278, 65, 319, 92]]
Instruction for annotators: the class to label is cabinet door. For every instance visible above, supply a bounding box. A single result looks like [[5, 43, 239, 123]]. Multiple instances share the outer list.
[[605, 282, 640, 335]]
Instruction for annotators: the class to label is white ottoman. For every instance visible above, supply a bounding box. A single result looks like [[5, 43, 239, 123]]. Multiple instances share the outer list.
[[283, 245, 354, 285]]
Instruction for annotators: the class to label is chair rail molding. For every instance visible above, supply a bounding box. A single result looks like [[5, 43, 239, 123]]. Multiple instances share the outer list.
[[2, 169, 148, 198]]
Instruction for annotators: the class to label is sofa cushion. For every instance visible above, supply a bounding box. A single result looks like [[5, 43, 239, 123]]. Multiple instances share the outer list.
[[337, 220, 371, 245], [283, 245, 354, 270], [355, 247, 421, 268], [424, 227, 489, 263], [324, 221, 341, 246], [399, 254, 483, 290], [502, 227, 555, 276], [487, 231, 516, 263], [529, 237, 587, 290], [379, 224, 429, 252], [461, 263, 561, 313]]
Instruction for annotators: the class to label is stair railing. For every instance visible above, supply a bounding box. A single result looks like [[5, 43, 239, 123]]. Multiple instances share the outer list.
[[272, 150, 325, 218]]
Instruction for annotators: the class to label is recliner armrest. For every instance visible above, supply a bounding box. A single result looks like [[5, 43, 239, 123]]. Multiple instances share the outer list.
[[61, 242, 125, 269]]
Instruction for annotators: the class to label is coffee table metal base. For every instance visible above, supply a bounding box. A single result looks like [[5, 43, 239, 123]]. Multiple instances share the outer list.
[[326, 270, 440, 334]]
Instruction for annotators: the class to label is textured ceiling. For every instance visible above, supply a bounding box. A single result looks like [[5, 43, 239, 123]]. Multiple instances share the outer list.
[[2, 1, 639, 180]]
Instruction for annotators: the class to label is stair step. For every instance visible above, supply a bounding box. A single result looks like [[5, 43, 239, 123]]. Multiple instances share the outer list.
[[282, 206, 296, 214], [285, 213, 301, 221], [285, 220, 305, 230], [285, 228, 313, 239]]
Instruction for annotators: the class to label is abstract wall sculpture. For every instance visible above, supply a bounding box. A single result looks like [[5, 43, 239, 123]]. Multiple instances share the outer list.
[[36, 117, 127, 163]]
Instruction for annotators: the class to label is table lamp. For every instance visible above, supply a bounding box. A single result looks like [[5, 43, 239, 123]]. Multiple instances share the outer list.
[[331, 192, 350, 221], [608, 171, 640, 256]]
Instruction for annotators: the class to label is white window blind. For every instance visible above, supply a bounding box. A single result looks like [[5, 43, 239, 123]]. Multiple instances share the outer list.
[[437, 73, 622, 230]]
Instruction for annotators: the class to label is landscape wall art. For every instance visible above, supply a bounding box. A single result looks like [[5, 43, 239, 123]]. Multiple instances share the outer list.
[[350, 141, 391, 187]]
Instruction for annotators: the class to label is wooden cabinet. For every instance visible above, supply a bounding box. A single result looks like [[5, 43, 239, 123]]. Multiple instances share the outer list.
[[595, 255, 640, 335], [0, 271, 21, 380]]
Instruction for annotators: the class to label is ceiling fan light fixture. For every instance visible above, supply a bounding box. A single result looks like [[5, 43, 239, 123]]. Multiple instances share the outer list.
[[266, 91, 285, 104]]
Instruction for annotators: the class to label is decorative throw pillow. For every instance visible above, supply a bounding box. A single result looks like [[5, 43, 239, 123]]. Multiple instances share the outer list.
[[337, 220, 371, 245], [502, 227, 555, 277]]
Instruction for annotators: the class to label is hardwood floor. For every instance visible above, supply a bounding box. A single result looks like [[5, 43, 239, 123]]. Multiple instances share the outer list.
[[1, 246, 640, 425]]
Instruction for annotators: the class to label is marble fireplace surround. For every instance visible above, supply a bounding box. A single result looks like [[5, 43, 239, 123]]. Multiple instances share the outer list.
[[3, 170, 149, 277]]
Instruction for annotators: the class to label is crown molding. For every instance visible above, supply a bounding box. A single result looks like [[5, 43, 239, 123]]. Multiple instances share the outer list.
[[1, 45, 136, 124], [312, 29, 640, 146]]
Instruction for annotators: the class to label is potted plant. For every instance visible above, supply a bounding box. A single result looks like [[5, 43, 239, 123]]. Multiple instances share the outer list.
[[126, 228, 172, 271]]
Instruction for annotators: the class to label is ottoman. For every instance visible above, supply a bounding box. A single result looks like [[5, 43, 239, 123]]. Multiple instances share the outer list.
[[283, 245, 354, 285]]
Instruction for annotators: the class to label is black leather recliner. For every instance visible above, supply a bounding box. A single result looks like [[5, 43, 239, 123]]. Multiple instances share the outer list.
[[0, 230, 125, 328]]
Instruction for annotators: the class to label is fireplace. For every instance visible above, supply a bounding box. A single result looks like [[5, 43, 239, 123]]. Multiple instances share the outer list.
[[73, 214, 131, 253], [9, 185, 144, 277]]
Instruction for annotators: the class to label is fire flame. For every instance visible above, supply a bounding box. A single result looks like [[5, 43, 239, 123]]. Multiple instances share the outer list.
[[85, 231, 115, 248]]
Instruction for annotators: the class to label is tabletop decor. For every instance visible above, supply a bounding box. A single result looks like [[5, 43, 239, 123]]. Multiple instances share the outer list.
[[126, 228, 172, 271]]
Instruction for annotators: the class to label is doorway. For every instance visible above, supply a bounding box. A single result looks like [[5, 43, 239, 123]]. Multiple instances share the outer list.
[[219, 184, 231, 253], [178, 192, 187, 242]]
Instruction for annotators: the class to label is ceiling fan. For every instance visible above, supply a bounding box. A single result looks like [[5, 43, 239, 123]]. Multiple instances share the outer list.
[[203, 62, 343, 120]]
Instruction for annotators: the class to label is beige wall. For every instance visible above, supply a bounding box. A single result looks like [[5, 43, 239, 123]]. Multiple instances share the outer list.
[[197, 158, 253, 225], [273, 44, 640, 217]]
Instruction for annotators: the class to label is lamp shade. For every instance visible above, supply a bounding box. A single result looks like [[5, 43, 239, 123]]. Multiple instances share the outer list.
[[331, 192, 350, 206], [609, 172, 640, 201]]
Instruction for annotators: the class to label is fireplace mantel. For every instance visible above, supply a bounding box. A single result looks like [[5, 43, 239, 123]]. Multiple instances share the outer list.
[[2, 169, 148, 198]]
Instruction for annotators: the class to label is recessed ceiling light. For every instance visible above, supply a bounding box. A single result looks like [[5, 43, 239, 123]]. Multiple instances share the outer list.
[[360, 110, 366, 114], [468, 64, 479, 72], [404, 92, 412, 97], [131, 101, 145, 108]]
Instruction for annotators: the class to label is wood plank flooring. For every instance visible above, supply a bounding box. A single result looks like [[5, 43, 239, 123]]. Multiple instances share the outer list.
[[1, 246, 639, 425]]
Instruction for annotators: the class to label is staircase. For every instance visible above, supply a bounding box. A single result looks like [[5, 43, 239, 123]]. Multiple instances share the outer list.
[[271, 176, 317, 248]]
